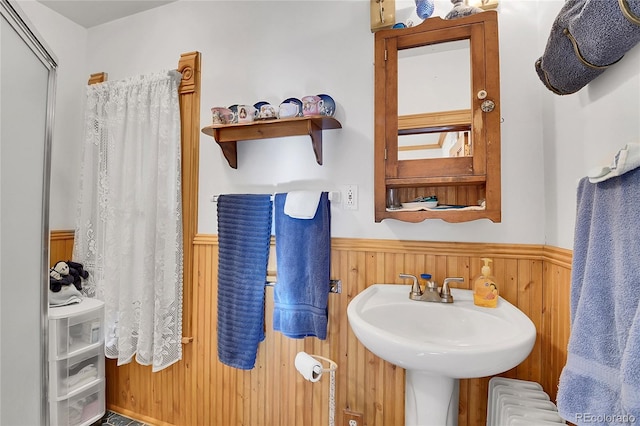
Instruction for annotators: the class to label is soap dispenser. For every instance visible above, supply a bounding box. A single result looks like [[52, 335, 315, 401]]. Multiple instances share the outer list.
[[473, 258, 498, 308]]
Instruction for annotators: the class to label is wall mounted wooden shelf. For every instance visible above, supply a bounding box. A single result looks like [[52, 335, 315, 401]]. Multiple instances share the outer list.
[[201, 116, 342, 168]]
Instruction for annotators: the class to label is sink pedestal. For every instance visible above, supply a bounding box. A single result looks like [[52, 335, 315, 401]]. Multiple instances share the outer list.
[[405, 370, 459, 426]]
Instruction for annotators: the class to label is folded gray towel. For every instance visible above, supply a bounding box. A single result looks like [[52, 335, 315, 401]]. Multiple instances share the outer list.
[[535, 0, 640, 95], [49, 285, 83, 307]]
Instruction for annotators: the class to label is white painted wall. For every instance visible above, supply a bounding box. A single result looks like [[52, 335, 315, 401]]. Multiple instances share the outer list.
[[537, 1, 640, 248], [21, 0, 640, 250], [15, 0, 88, 231]]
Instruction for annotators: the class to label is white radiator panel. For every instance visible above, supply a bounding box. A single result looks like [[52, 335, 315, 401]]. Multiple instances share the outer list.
[[487, 377, 566, 426]]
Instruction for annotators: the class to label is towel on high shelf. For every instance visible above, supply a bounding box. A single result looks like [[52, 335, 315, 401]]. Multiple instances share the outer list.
[[535, 0, 640, 95], [273, 192, 331, 339], [216, 194, 272, 370], [556, 168, 640, 423]]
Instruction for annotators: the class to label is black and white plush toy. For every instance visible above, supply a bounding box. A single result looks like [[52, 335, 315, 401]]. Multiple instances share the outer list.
[[66, 260, 89, 291], [49, 261, 74, 292], [49, 260, 90, 292]]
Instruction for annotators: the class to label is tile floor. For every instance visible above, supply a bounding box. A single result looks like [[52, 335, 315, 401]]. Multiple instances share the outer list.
[[100, 411, 151, 426]]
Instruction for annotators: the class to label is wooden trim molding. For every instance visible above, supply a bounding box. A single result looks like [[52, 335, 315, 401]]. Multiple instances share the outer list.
[[542, 245, 573, 269], [196, 234, 555, 261], [176, 51, 201, 345], [87, 72, 107, 85], [50, 230, 74, 241]]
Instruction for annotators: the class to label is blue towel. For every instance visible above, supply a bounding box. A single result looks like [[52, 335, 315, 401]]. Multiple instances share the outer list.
[[535, 0, 640, 95], [557, 168, 640, 424], [217, 194, 272, 370], [273, 192, 331, 339]]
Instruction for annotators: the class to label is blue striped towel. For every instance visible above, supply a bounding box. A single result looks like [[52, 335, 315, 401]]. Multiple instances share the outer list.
[[217, 194, 272, 370], [557, 168, 640, 423], [273, 192, 331, 339]]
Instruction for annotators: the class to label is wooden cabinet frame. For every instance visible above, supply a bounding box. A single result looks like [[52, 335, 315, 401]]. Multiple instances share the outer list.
[[374, 11, 501, 223]]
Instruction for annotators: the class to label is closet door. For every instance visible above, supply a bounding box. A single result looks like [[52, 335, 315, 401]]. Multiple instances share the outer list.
[[0, 1, 56, 425]]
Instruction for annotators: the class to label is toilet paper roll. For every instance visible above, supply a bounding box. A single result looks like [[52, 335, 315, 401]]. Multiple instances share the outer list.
[[295, 352, 323, 382]]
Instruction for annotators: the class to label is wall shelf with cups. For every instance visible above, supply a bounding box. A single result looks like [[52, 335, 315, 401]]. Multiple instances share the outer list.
[[202, 95, 341, 169], [202, 116, 341, 169]]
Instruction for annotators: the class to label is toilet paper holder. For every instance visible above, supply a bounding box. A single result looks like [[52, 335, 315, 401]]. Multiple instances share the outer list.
[[295, 352, 338, 426], [295, 352, 337, 382]]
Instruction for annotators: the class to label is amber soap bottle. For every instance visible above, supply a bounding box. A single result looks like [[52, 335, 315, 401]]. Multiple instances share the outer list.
[[473, 258, 498, 308]]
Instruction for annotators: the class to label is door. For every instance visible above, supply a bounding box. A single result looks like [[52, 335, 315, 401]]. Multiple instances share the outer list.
[[1, 1, 56, 424]]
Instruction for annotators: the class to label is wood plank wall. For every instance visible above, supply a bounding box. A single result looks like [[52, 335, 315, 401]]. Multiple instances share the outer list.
[[50, 231, 572, 426]]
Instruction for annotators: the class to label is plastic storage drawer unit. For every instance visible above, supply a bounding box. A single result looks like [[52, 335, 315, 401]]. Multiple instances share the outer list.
[[50, 379, 105, 426], [49, 298, 106, 426], [50, 344, 105, 398], [49, 298, 104, 359]]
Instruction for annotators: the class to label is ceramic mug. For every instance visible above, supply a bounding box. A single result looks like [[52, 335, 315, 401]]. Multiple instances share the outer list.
[[211, 107, 234, 125], [258, 104, 278, 120], [237, 105, 256, 123], [301, 95, 324, 117], [278, 102, 299, 119]]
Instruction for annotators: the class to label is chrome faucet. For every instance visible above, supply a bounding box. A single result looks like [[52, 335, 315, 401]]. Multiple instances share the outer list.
[[399, 274, 464, 303]]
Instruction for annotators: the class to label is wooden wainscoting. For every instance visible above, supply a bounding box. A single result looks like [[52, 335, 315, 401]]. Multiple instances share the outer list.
[[50, 230, 75, 267], [49, 231, 572, 426]]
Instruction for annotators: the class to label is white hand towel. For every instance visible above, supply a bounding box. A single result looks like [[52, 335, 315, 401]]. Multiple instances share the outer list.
[[284, 191, 322, 219], [588, 143, 640, 183]]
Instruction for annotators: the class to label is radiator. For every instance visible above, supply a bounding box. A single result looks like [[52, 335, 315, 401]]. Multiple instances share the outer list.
[[487, 377, 566, 425]]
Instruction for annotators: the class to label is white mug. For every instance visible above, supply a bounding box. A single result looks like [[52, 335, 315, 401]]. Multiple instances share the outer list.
[[237, 105, 256, 123], [278, 102, 299, 118]]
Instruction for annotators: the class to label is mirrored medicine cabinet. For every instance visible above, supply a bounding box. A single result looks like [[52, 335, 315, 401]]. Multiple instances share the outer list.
[[374, 11, 501, 223]]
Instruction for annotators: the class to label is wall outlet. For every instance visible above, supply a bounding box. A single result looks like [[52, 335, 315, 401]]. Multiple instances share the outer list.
[[343, 410, 363, 426], [342, 184, 358, 210]]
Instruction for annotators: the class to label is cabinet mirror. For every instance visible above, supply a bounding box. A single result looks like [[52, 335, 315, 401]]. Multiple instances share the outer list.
[[398, 39, 471, 160], [374, 11, 501, 223]]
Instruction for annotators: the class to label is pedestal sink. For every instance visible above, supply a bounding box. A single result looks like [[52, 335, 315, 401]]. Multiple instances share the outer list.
[[346, 284, 536, 426]]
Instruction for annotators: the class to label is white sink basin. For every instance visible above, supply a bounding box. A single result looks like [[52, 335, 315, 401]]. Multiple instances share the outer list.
[[347, 284, 536, 377], [347, 284, 536, 425]]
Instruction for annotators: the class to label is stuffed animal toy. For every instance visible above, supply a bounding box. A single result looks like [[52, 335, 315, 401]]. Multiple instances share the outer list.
[[49, 260, 90, 292], [67, 260, 89, 279], [65, 260, 89, 291], [49, 261, 74, 292]]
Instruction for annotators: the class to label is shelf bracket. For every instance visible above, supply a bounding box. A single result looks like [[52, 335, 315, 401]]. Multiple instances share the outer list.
[[212, 128, 238, 168], [308, 119, 323, 165]]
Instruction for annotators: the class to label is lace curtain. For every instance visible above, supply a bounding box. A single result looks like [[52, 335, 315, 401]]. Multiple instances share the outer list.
[[73, 71, 184, 372]]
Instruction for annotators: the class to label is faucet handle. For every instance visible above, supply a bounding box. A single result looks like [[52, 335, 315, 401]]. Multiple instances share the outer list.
[[400, 273, 423, 299], [441, 277, 464, 303]]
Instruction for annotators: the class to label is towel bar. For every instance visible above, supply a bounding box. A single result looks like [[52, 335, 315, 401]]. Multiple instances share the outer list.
[[211, 192, 341, 203], [264, 279, 342, 294]]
